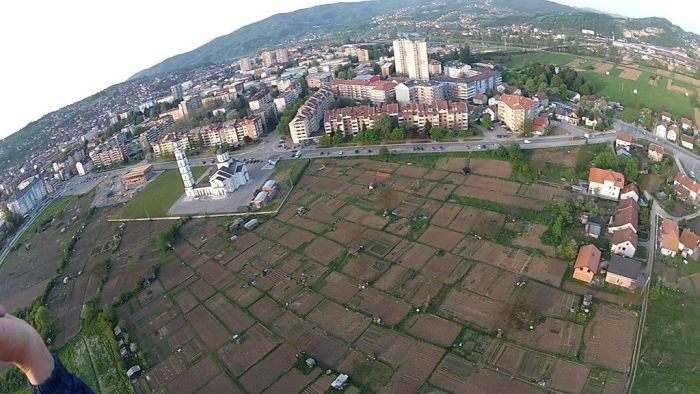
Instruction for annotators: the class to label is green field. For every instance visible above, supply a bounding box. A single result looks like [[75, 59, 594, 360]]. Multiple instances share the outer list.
[[504, 52, 698, 119], [58, 318, 134, 394], [116, 167, 207, 219], [16, 196, 77, 245], [503, 51, 580, 68], [581, 70, 695, 119], [633, 285, 700, 393]]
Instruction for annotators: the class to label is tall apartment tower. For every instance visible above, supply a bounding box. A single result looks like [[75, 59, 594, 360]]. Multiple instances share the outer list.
[[174, 140, 195, 197], [392, 34, 429, 81], [239, 57, 252, 72], [171, 84, 183, 100], [261, 51, 275, 68], [275, 48, 289, 64]]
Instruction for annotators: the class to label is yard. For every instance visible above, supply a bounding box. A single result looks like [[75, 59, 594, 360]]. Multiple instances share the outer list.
[[634, 284, 700, 393], [58, 318, 134, 394], [115, 167, 207, 219], [503, 52, 698, 120]]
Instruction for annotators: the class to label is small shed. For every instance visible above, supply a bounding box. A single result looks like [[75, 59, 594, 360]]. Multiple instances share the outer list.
[[244, 218, 260, 230], [331, 374, 349, 390]]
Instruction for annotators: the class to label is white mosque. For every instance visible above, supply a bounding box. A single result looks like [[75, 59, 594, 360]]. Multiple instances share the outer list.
[[175, 140, 249, 198]]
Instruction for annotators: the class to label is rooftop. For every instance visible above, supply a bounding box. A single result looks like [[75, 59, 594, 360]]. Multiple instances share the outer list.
[[589, 168, 625, 188], [498, 94, 535, 111], [608, 255, 642, 280], [574, 244, 601, 272]]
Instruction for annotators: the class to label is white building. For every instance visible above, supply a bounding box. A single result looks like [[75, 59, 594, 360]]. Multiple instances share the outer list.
[[76, 160, 94, 176], [7, 177, 47, 217], [393, 34, 429, 81], [175, 142, 249, 199], [588, 168, 625, 200], [289, 87, 335, 143]]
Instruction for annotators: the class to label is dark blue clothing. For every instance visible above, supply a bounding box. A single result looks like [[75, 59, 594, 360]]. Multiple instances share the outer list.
[[30, 354, 93, 394]]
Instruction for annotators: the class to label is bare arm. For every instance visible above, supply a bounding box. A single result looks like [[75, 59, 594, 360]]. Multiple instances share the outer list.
[[0, 305, 54, 385]]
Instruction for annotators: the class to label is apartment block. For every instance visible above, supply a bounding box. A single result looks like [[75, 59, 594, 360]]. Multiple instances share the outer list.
[[328, 79, 398, 104], [497, 94, 536, 132], [89, 144, 127, 167], [395, 80, 446, 104], [324, 100, 468, 137], [393, 34, 429, 81], [261, 50, 275, 68], [357, 48, 370, 62], [239, 57, 252, 72], [289, 87, 335, 143], [275, 48, 289, 64]]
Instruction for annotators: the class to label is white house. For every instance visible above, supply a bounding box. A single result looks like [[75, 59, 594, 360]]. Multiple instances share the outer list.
[[610, 228, 637, 258], [655, 123, 667, 139], [588, 168, 625, 200], [661, 111, 672, 123], [615, 132, 633, 151], [681, 134, 694, 150], [619, 184, 639, 202], [666, 125, 679, 142]]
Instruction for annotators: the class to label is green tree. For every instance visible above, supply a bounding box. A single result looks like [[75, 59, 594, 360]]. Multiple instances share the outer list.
[[593, 150, 616, 169], [353, 129, 379, 144], [319, 134, 332, 146], [481, 113, 492, 129], [389, 127, 406, 141], [157, 224, 179, 251], [556, 239, 579, 260], [330, 134, 343, 145], [430, 128, 446, 141], [619, 156, 640, 182], [374, 114, 393, 139], [507, 143, 523, 162], [424, 119, 433, 134], [642, 114, 653, 130]]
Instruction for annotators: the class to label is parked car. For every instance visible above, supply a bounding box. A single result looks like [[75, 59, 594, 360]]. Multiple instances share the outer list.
[[524, 139, 532, 144]]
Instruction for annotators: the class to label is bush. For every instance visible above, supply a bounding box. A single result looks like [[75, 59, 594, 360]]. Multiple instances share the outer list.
[[156, 224, 179, 251]]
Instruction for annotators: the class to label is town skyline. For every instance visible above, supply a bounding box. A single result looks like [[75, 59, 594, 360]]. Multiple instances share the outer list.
[[1, 0, 698, 138]]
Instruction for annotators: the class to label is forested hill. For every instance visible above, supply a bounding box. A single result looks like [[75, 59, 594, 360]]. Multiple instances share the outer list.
[[129, 0, 576, 80]]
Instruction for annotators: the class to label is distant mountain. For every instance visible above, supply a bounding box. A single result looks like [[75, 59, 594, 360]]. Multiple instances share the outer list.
[[130, 0, 577, 80]]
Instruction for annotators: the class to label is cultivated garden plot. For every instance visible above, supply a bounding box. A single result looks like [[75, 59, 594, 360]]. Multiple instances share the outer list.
[[0, 151, 643, 394]]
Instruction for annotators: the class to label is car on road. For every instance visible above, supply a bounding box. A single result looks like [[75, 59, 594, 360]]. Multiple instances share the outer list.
[[367, 149, 372, 153], [337, 151, 344, 155], [477, 144, 485, 150], [354, 149, 359, 154], [524, 139, 532, 144]]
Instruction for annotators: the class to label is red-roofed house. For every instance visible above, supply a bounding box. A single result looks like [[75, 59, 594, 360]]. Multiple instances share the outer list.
[[608, 201, 639, 234], [573, 244, 601, 284], [660, 218, 680, 257], [647, 143, 664, 162], [620, 184, 639, 202], [674, 173, 700, 201], [588, 168, 625, 200], [497, 94, 536, 132], [661, 111, 672, 123], [681, 117, 693, 131], [681, 134, 695, 150], [532, 116, 549, 136], [615, 132, 633, 151], [473, 93, 487, 105], [611, 228, 638, 258], [667, 124, 679, 142], [680, 229, 700, 258]]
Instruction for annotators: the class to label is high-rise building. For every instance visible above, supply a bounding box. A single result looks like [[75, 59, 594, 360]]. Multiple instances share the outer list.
[[261, 51, 275, 68], [393, 34, 429, 81], [239, 57, 252, 72], [275, 48, 289, 64], [171, 84, 183, 100]]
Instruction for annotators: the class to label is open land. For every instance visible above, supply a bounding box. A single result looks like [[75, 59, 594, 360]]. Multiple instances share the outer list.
[[504, 52, 698, 119], [0, 150, 644, 393]]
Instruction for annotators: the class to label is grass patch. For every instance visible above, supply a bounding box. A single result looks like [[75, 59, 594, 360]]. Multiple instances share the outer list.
[[16, 196, 76, 245], [116, 167, 207, 218], [503, 52, 580, 68], [59, 317, 134, 394], [581, 69, 695, 119], [634, 283, 700, 393]]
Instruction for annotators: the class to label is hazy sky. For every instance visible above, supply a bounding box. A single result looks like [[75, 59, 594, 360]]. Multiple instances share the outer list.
[[0, 0, 698, 138]]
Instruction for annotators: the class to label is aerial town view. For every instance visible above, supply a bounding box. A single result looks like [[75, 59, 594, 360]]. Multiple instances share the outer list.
[[1, 0, 700, 393]]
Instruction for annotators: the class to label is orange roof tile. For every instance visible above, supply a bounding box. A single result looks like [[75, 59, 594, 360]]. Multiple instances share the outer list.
[[589, 168, 625, 188], [574, 244, 601, 272], [611, 228, 638, 248], [661, 218, 679, 252], [498, 94, 535, 111]]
